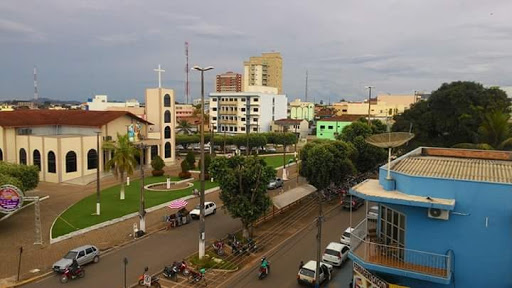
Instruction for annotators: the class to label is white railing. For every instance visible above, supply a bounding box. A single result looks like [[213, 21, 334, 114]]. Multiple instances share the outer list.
[[350, 219, 451, 279]]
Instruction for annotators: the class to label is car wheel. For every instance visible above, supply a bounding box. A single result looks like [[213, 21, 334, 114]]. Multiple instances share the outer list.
[[93, 255, 100, 263], [213, 209, 217, 215]]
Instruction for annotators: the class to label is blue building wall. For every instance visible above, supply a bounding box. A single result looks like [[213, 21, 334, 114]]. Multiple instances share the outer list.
[[375, 167, 512, 287]]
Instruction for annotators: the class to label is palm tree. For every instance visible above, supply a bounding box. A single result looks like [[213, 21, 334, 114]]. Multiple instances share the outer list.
[[453, 110, 512, 150], [103, 133, 138, 200], [177, 120, 194, 135]]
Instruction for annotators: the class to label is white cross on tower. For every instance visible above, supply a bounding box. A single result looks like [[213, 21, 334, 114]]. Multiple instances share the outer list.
[[154, 64, 165, 88]]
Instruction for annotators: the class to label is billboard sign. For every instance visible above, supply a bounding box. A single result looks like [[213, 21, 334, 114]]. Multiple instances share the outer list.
[[0, 185, 24, 214]]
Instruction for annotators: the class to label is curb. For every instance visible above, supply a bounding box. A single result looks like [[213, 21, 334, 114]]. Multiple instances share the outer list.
[[3, 271, 53, 288]]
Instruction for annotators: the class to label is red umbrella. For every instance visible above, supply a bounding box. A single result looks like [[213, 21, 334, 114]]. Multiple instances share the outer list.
[[168, 199, 188, 209]]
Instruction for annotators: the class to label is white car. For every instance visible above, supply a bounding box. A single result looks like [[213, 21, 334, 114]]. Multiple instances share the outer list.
[[368, 205, 379, 221], [53, 245, 99, 273], [297, 260, 333, 286], [190, 201, 217, 220], [340, 227, 354, 246], [322, 242, 349, 267]]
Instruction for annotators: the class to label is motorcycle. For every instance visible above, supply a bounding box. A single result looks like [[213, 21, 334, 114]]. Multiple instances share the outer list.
[[138, 267, 161, 288], [188, 268, 205, 284], [212, 240, 225, 256], [245, 238, 257, 253], [163, 264, 179, 282], [60, 266, 85, 283], [258, 261, 270, 280], [176, 261, 191, 276]]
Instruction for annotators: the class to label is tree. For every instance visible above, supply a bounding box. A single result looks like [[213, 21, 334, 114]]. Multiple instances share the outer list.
[[247, 134, 267, 154], [185, 151, 196, 169], [0, 162, 39, 192], [103, 133, 138, 200], [338, 122, 373, 143], [198, 153, 213, 179], [176, 120, 194, 135], [179, 160, 191, 179], [150, 155, 165, 176], [453, 110, 512, 150], [209, 156, 275, 238], [274, 132, 298, 172], [393, 81, 511, 151], [176, 134, 200, 150]]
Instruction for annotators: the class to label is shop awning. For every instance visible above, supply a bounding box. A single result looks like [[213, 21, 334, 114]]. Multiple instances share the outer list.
[[272, 184, 317, 209]]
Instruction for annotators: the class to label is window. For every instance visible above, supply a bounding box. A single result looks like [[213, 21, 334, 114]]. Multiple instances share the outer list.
[[212, 107, 217, 112], [241, 127, 245, 131], [229, 127, 233, 132], [48, 151, 56, 173], [328, 126, 333, 129], [164, 110, 171, 123], [164, 142, 171, 158], [66, 151, 77, 173], [241, 118, 246, 121], [33, 150, 41, 171], [164, 94, 171, 107], [87, 149, 98, 170], [379, 205, 406, 258], [86, 248, 94, 255], [253, 108, 259, 112], [78, 251, 85, 258], [320, 125, 325, 130], [253, 128, 257, 132], [241, 98, 246, 102], [212, 117, 217, 121], [253, 118, 258, 122], [164, 126, 171, 139], [0, 148, 2, 161], [212, 98, 217, 102], [19, 148, 27, 165], [254, 98, 259, 102], [241, 108, 246, 112]]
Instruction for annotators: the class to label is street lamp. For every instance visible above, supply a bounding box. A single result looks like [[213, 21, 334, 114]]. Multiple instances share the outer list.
[[366, 86, 374, 126], [192, 65, 214, 259], [95, 131, 101, 215], [135, 142, 148, 233]]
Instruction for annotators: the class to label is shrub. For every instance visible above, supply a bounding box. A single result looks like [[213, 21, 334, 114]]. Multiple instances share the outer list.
[[198, 153, 212, 172], [186, 151, 196, 169], [0, 162, 39, 191], [150, 155, 165, 171], [178, 171, 192, 179], [181, 160, 190, 173]]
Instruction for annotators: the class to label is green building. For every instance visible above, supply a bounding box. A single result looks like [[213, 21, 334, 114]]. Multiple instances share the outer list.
[[316, 115, 361, 140]]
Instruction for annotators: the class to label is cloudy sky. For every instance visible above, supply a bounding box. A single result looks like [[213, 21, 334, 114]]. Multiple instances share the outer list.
[[1, 0, 511, 103]]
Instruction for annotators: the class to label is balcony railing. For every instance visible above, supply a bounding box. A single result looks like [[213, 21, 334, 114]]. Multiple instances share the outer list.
[[220, 101, 237, 106], [218, 119, 237, 125], [219, 110, 237, 115], [350, 219, 451, 280]]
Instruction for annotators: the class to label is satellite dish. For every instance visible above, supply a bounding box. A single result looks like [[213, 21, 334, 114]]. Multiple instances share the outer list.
[[365, 132, 414, 179]]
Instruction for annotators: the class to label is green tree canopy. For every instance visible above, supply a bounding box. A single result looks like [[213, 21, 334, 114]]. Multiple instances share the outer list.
[[176, 134, 200, 149], [103, 133, 138, 200], [0, 162, 39, 192], [209, 156, 275, 238]]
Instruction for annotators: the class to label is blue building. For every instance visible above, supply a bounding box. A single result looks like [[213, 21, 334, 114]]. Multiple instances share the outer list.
[[348, 147, 512, 287]]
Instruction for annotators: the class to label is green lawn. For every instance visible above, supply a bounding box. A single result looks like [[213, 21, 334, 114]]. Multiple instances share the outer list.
[[262, 154, 296, 168], [51, 176, 219, 238]]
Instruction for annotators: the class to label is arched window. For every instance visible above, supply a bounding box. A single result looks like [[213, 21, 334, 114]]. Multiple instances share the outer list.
[[164, 110, 171, 123], [48, 151, 56, 173], [33, 150, 41, 171], [165, 142, 171, 158], [164, 94, 171, 107], [66, 151, 77, 173], [87, 149, 98, 170], [0, 148, 3, 161], [19, 148, 27, 165], [164, 126, 171, 139]]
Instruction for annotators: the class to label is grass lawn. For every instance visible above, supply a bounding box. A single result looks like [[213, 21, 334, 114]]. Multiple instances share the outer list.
[[262, 154, 295, 168], [51, 176, 219, 238]]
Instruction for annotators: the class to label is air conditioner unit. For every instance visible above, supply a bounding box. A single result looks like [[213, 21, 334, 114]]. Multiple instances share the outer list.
[[428, 208, 449, 220]]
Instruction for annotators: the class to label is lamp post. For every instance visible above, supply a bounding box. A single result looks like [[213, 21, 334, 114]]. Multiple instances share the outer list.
[[366, 86, 374, 126], [95, 131, 101, 215], [123, 257, 128, 288], [192, 65, 214, 259], [135, 142, 148, 233]]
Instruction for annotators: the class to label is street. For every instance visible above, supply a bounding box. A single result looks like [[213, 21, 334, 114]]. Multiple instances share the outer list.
[[225, 203, 365, 288]]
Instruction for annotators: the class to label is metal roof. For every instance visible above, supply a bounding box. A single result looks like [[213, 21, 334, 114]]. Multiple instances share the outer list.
[[392, 156, 512, 184]]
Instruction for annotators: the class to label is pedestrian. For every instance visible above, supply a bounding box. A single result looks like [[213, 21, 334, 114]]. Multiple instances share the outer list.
[[299, 260, 304, 270]]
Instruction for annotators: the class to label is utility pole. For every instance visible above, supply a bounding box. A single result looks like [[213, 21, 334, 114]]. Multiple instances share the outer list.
[[315, 189, 323, 288], [34, 198, 42, 245], [185, 42, 190, 104], [366, 86, 374, 126], [137, 143, 148, 233], [95, 131, 101, 215]]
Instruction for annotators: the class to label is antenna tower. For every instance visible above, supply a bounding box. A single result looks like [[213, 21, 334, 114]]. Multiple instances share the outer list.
[[33, 66, 39, 101], [185, 42, 190, 104]]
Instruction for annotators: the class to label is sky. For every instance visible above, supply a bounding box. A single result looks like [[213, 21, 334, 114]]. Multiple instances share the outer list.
[[1, 0, 511, 103]]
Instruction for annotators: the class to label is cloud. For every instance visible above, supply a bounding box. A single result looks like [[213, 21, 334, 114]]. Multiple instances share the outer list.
[[180, 22, 245, 39], [95, 33, 138, 46], [0, 18, 46, 42]]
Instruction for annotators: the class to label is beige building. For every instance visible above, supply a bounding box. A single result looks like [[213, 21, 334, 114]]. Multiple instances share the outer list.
[[145, 88, 176, 164], [333, 94, 420, 120], [175, 104, 195, 118], [289, 99, 315, 121], [0, 104, 14, 111], [243, 52, 282, 94], [271, 118, 309, 139]]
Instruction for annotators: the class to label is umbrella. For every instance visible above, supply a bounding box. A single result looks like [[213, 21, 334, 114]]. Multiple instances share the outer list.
[[168, 199, 188, 209]]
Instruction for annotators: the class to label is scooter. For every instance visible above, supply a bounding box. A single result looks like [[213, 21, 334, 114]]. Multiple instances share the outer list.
[[138, 267, 161, 288], [212, 240, 225, 256], [175, 261, 191, 276], [163, 264, 179, 282], [60, 266, 85, 283], [188, 268, 206, 284]]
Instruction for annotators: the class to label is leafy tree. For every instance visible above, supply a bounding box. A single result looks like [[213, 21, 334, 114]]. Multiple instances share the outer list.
[[338, 122, 373, 143], [247, 134, 267, 154], [176, 134, 200, 150], [393, 81, 511, 150], [0, 162, 39, 192], [179, 160, 191, 179], [176, 120, 194, 135], [150, 155, 165, 176], [103, 133, 138, 200], [274, 132, 298, 169], [198, 153, 213, 178], [185, 151, 196, 169], [453, 110, 512, 150], [209, 156, 275, 238]]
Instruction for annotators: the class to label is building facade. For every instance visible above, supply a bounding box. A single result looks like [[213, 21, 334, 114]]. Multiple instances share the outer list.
[[289, 99, 314, 121], [316, 115, 361, 140], [216, 71, 242, 92], [209, 92, 287, 134], [84, 95, 140, 111], [175, 104, 195, 118], [333, 94, 419, 120], [145, 88, 176, 164], [243, 52, 282, 94], [270, 118, 309, 139], [348, 147, 512, 287]]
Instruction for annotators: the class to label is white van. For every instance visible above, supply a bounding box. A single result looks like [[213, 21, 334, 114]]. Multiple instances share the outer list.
[[322, 242, 349, 267]]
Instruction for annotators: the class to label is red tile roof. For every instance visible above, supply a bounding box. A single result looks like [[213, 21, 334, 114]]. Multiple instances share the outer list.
[[0, 110, 151, 128], [320, 115, 363, 122], [274, 118, 303, 125]]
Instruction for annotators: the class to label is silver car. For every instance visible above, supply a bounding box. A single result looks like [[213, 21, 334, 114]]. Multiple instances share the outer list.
[[267, 178, 284, 190], [53, 245, 100, 273]]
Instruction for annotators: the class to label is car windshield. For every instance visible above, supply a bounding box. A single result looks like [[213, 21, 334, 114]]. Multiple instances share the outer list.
[[325, 249, 339, 256], [370, 207, 379, 213], [343, 232, 351, 238], [299, 268, 315, 278], [64, 251, 78, 259]]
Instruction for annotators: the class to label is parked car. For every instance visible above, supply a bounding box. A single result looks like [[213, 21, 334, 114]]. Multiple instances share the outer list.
[[190, 201, 217, 220], [340, 195, 364, 210], [340, 227, 354, 246], [322, 242, 349, 267], [267, 178, 284, 190], [368, 205, 379, 221], [264, 146, 277, 153], [297, 260, 333, 286], [53, 245, 100, 273]]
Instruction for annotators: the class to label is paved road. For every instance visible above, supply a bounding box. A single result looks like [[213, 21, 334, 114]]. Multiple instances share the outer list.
[[227, 204, 365, 288], [24, 207, 241, 288]]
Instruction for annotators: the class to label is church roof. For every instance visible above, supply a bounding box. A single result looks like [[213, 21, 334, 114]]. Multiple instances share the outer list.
[[0, 110, 151, 128]]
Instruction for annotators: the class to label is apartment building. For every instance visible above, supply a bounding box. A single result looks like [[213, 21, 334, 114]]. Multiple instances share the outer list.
[[243, 52, 282, 93], [216, 71, 242, 92], [209, 92, 287, 134]]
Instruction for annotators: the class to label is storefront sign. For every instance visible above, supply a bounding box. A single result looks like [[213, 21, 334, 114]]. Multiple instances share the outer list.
[[353, 262, 389, 288], [0, 185, 24, 213]]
